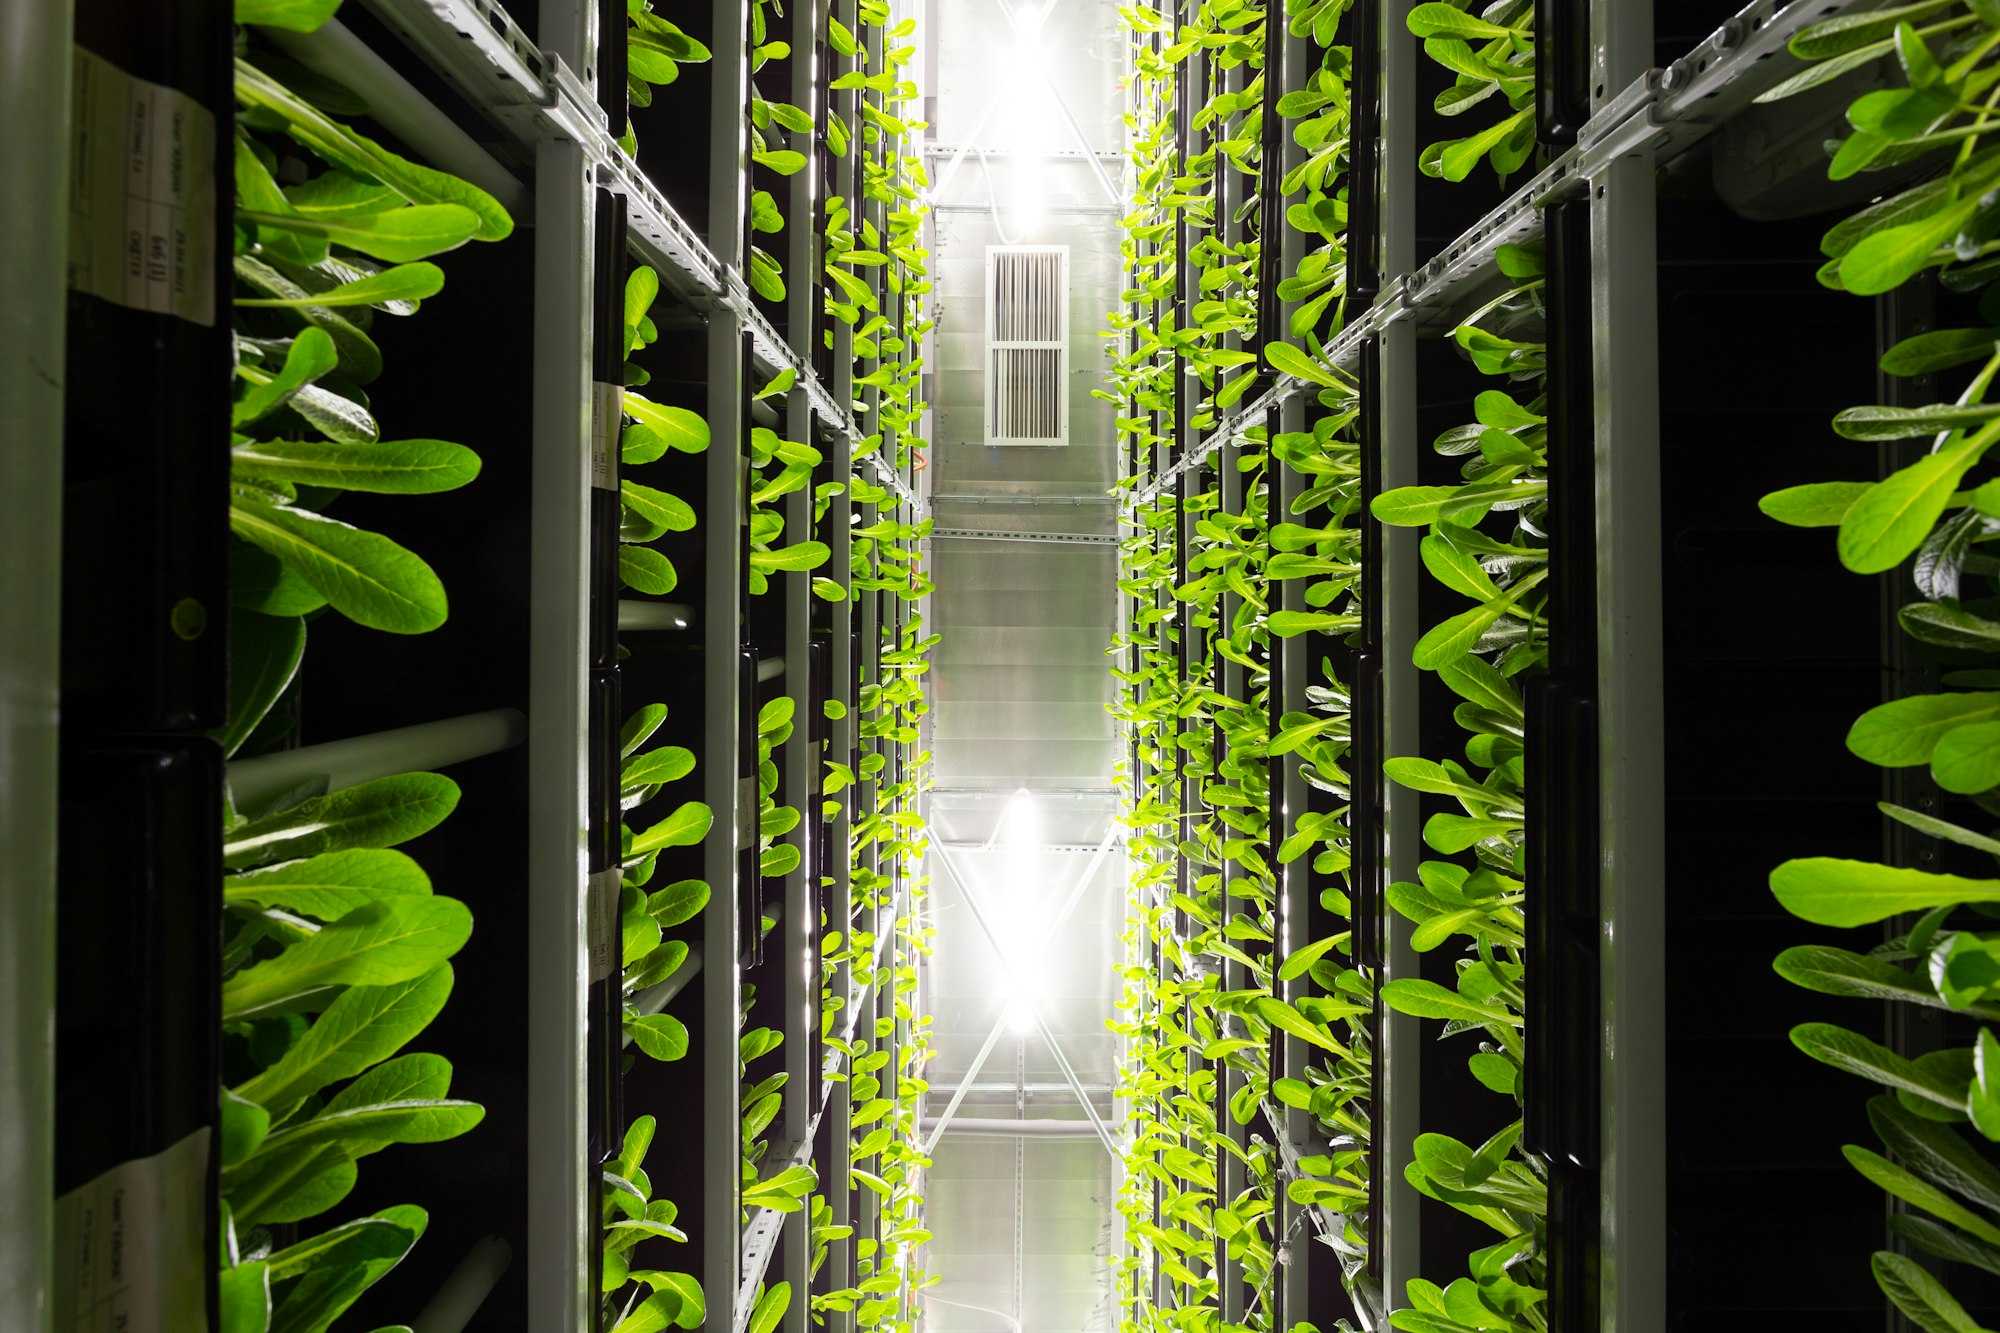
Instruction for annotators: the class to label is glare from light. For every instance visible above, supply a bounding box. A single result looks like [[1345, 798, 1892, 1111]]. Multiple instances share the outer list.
[[991, 791, 1046, 1027], [1005, 10, 1050, 236]]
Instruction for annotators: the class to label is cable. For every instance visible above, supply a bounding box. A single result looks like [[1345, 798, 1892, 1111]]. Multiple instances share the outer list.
[[976, 145, 1021, 246]]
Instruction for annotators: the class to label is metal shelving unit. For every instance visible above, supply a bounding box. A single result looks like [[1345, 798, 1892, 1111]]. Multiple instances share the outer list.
[[23, 0, 931, 1325], [1116, 0, 1876, 1328]]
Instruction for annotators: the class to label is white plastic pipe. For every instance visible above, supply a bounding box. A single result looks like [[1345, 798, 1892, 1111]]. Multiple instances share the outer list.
[[263, 20, 530, 220], [225, 708, 526, 808], [411, 1236, 514, 1333], [617, 600, 695, 632]]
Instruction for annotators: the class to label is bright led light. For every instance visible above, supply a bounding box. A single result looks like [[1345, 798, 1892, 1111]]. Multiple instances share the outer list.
[[1005, 10, 1049, 236], [991, 791, 1046, 1026]]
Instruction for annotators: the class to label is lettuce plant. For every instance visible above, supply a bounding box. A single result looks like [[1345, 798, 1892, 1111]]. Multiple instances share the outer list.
[[617, 267, 710, 599], [219, 773, 481, 1328], [218, 5, 517, 1323], [1367, 258, 1548, 1333], [1107, 0, 1371, 1325], [1756, 7, 2000, 1327], [1403, 0, 1536, 182]]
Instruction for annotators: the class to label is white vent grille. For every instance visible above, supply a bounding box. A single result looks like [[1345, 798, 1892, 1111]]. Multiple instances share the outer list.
[[984, 245, 1070, 446]]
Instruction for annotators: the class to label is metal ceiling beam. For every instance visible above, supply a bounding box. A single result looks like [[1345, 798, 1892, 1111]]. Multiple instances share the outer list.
[[926, 144, 1124, 161], [931, 493, 1117, 503], [922, 1118, 1103, 1138], [930, 202, 1123, 217], [931, 528, 1118, 546], [922, 1080, 1115, 1096], [932, 841, 1120, 854]]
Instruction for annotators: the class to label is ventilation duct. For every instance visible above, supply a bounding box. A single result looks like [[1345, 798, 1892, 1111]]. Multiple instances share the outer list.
[[984, 245, 1069, 446]]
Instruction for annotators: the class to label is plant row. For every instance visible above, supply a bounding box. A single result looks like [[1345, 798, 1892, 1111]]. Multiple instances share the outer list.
[[1106, 1, 1380, 1329], [600, 1, 942, 1329], [1755, 5, 2000, 1329], [219, 1, 514, 1324]]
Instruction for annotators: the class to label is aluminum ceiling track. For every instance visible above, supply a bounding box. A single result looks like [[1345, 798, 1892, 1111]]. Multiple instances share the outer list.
[[930, 527, 1118, 546], [358, 0, 922, 515], [1121, 0, 1859, 511]]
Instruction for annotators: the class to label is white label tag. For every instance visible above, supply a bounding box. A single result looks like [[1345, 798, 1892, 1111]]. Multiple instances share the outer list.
[[54, 1128, 211, 1332], [587, 866, 623, 983], [591, 381, 624, 492], [68, 48, 216, 327]]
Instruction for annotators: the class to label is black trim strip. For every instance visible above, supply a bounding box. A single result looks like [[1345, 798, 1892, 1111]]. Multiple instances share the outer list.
[[1347, 0, 1382, 307], [1524, 194, 1601, 1330], [1536, 0, 1591, 145]]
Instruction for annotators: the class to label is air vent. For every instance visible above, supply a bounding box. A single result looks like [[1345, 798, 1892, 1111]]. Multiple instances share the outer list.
[[984, 245, 1070, 446]]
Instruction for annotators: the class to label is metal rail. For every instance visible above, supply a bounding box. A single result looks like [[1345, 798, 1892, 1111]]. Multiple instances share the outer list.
[[929, 528, 1118, 546], [1260, 1099, 1384, 1326], [1122, 0, 1867, 511], [733, 907, 900, 1333]]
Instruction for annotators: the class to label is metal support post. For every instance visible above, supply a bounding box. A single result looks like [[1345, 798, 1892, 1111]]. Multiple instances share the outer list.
[[824, 1, 860, 1293], [781, 392, 816, 1333], [776, 11, 823, 1328], [706, 0, 751, 1318], [1591, 148, 1665, 1333], [0, 0, 71, 1321], [527, 134, 596, 1333], [1374, 0, 1420, 1314], [1217, 439, 1247, 1326], [1376, 317, 1421, 1321]]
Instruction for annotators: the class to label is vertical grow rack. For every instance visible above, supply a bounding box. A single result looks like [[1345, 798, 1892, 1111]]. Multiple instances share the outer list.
[[16, 0, 934, 1328], [1113, 0, 1917, 1328]]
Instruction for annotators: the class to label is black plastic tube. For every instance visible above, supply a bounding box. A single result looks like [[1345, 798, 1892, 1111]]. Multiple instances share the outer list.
[[56, 740, 222, 1327], [598, 0, 628, 134], [740, 647, 762, 968], [1346, 0, 1383, 307], [1535, 0, 1591, 145], [57, 5, 232, 1323], [1254, 24, 1287, 375], [808, 633, 831, 1114], [1525, 194, 1601, 1329], [1351, 337, 1385, 972], [591, 191, 630, 671], [587, 668, 624, 1173]]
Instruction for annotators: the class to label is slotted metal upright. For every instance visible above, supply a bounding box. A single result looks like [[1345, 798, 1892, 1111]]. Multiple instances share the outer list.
[[705, 0, 752, 1323], [2, 1, 71, 1323], [528, 1, 600, 1324], [1370, 1, 1423, 1315]]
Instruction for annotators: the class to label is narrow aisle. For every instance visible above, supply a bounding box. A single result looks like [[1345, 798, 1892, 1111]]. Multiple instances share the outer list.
[[917, 1, 1129, 1329]]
